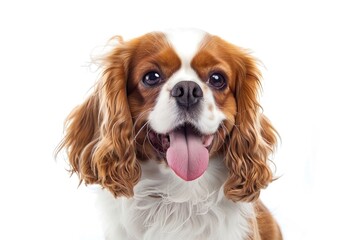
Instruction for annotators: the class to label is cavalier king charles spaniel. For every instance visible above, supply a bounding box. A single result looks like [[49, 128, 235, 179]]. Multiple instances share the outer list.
[[58, 29, 282, 240]]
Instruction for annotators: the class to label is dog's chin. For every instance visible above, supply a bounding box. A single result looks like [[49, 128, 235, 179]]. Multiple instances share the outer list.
[[149, 123, 215, 181]]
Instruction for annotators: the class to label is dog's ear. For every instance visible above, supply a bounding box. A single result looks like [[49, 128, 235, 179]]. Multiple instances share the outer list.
[[57, 37, 140, 198], [224, 49, 277, 202], [58, 93, 101, 185]]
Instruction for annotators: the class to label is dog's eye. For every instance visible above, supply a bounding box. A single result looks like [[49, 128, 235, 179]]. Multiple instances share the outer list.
[[143, 71, 162, 86], [208, 73, 226, 90]]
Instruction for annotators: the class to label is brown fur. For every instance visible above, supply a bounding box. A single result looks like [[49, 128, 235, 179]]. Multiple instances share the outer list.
[[57, 31, 281, 239], [193, 36, 278, 202], [251, 201, 283, 240], [58, 36, 141, 197], [57, 33, 182, 197]]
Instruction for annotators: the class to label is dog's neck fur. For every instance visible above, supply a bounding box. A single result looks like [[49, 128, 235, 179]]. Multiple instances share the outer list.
[[96, 157, 255, 240]]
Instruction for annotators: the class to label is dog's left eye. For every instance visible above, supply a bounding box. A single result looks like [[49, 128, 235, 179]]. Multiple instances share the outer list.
[[208, 73, 226, 90], [143, 71, 162, 86]]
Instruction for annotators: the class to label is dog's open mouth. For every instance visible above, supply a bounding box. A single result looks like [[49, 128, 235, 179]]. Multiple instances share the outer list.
[[149, 123, 214, 181]]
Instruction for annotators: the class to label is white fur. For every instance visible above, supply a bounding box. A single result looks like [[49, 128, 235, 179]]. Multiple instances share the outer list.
[[97, 158, 255, 240], [148, 29, 225, 135], [165, 28, 207, 65], [95, 29, 254, 240]]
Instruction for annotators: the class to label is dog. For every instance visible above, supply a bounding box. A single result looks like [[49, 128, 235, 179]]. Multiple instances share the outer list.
[[58, 29, 282, 240]]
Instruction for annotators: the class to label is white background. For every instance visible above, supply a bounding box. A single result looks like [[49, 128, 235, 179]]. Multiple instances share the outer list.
[[1, 0, 359, 239]]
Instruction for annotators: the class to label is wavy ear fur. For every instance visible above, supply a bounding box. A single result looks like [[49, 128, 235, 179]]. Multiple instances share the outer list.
[[58, 37, 140, 198], [224, 50, 277, 202]]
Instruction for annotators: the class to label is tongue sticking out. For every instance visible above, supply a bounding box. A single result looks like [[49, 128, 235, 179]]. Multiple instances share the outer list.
[[166, 125, 212, 181]]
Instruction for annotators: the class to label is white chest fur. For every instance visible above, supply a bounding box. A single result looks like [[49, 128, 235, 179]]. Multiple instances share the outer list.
[[96, 158, 254, 240]]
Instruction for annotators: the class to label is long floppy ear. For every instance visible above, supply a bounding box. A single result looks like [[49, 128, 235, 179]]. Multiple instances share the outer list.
[[58, 37, 140, 198], [224, 51, 277, 202]]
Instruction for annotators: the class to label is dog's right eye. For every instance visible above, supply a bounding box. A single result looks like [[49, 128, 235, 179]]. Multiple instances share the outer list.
[[142, 71, 162, 86]]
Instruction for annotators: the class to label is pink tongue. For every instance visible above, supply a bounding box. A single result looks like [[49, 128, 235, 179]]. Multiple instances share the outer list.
[[166, 126, 209, 181]]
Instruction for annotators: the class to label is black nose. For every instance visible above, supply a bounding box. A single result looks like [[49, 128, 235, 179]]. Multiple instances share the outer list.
[[171, 81, 203, 108]]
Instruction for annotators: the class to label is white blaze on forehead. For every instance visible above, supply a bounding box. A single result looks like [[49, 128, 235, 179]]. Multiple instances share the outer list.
[[164, 29, 207, 88], [165, 29, 207, 65]]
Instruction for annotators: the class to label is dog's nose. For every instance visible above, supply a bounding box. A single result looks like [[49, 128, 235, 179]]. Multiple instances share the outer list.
[[171, 81, 203, 108]]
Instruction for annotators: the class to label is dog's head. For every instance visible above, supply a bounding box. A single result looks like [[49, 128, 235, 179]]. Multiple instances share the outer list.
[[58, 29, 277, 202]]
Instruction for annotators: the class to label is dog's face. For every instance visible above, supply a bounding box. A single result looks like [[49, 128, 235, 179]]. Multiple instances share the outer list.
[[59, 29, 277, 202], [127, 31, 236, 181]]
